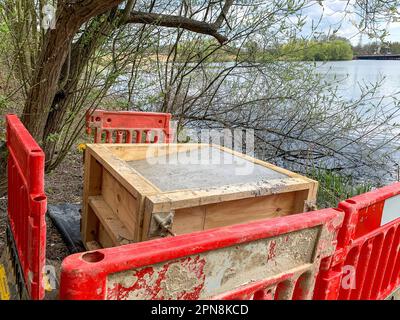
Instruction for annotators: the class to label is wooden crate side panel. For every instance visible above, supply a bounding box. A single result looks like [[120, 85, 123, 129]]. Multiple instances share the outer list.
[[203, 191, 304, 230], [81, 150, 103, 245], [95, 143, 162, 243], [145, 188, 314, 240], [294, 180, 319, 212], [172, 206, 207, 235], [101, 169, 139, 237], [293, 189, 312, 212], [82, 205, 100, 246], [89, 196, 134, 245], [307, 180, 319, 203], [147, 178, 313, 213]]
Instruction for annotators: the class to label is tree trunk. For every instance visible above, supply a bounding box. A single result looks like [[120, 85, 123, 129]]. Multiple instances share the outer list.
[[42, 14, 117, 166], [21, 1, 123, 141], [21, 8, 82, 142]]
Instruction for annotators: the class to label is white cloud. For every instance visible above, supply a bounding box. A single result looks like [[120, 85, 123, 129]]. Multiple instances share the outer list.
[[298, 0, 400, 44]]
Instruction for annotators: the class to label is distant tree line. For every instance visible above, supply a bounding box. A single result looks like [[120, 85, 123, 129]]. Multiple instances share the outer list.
[[352, 42, 400, 55], [278, 39, 353, 61], [165, 38, 355, 62]]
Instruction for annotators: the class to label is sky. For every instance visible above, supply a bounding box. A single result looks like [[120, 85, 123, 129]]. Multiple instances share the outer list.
[[300, 0, 400, 45]]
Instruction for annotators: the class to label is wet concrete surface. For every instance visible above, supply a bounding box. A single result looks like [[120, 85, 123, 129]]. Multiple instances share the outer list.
[[127, 147, 289, 192]]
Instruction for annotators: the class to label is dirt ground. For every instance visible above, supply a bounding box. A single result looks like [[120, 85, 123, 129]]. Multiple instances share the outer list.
[[0, 150, 84, 262]]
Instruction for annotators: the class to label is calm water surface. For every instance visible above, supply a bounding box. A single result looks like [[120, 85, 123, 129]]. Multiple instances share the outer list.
[[317, 60, 400, 105], [318, 60, 400, 180]]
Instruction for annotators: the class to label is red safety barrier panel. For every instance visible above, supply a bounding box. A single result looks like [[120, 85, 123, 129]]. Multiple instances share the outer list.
[[6, 115, 47, 300], [85, 109, 173, 144], [314, 182, 400, 300], [60, 209, 343, 300]]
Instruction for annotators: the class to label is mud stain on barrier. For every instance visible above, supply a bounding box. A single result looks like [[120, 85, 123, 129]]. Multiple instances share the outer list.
[[158, 262, 204, 299], [106, 227, 321, 300]]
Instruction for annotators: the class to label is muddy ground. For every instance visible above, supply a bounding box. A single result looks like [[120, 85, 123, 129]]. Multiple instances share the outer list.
[[0, 150, 84, 262]]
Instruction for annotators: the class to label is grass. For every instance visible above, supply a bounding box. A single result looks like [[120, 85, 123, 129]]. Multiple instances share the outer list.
[[307, 168, 374, 209]]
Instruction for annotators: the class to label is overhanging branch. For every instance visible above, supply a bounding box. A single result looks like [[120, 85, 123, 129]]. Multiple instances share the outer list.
[[125, 5, 232, 44]]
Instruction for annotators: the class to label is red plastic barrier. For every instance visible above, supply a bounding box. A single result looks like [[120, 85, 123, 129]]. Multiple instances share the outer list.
[[6, 115, 47, 300], [60, 209, 343, 300], [314, 183, 400, 300], [85, 110, 173, 144]]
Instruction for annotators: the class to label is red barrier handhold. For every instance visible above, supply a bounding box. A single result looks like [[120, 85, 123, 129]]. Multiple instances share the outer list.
[[85, 110, 173, 143], [6, 115, 47, 300]]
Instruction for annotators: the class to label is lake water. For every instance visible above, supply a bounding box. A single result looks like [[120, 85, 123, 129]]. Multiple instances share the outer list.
[[317, 60, 400, 109], [316, 60, 400, 182]]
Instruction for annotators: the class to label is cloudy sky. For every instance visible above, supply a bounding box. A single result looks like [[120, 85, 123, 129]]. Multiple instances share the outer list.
[[300, 0, 400, 45]]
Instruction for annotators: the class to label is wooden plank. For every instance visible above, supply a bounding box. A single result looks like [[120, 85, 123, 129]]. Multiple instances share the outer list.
[[171, 206, 206, 236], [293, 189, 311, 212], [89, 196, 134, 246], [102, 169, 138, 237], [146, 178, 312, 213], [107, 143, 204, 161], [307, 180, 319, 203], [98, 224, 115, 249], [203, 192, 299, 229], [86, 144, 160, 196], [144, 190, 314, 239], [81, 151, 103, 245]]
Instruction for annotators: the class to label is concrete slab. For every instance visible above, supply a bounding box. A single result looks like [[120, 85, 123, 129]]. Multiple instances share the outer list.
[[127, 147, 289, 192]]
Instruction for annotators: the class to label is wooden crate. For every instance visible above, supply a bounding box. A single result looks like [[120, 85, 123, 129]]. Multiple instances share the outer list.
[[81, 143, 318, 249]]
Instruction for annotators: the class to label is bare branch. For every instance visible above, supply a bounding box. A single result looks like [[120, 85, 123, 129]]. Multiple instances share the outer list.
[[125, 1, 233, 45], [213, 0, 234, 29]]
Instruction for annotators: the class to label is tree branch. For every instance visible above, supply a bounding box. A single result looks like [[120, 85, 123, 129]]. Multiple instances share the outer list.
[[125, 7, 232, 44], [213, 0, 234, 29], [75, 0, 233, 44]]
